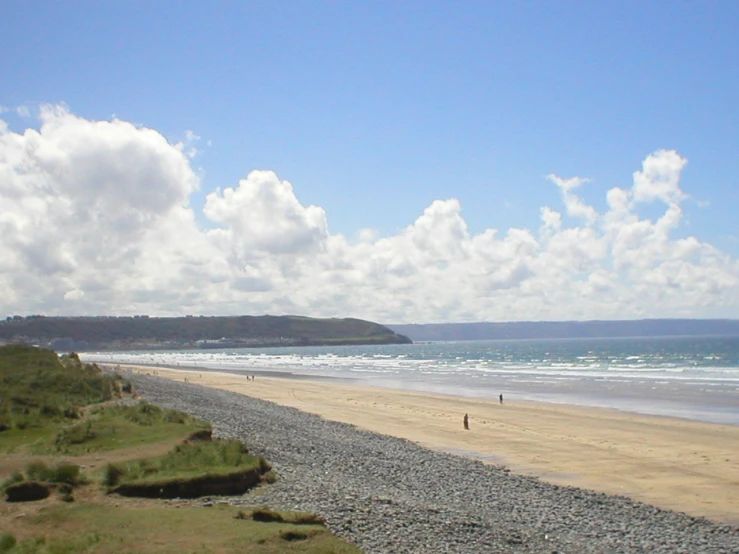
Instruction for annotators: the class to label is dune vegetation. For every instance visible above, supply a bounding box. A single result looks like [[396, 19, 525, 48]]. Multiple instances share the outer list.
[[0, 344, 360, 553]]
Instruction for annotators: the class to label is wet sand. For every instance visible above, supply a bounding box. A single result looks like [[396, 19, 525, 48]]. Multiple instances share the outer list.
[[120, 364, 739, 524]]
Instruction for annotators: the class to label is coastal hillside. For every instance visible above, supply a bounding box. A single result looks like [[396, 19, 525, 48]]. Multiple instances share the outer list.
[[0, 345, 360, 552], [388, 319, 739, 342], [0, 315, 411, 351]]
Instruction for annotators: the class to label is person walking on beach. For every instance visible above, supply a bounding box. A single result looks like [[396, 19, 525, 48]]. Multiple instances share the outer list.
[[499, 393, 504, 404], [463, 413, 469, 430]]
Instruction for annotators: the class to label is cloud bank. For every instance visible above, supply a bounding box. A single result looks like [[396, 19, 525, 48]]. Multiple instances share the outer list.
[[1, 106, 738, 322]]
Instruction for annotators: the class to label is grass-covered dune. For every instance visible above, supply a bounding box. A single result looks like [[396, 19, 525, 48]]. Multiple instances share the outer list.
[[0, 314, 412, 350], [0, 345, 120, 439], [0, 345, 360, 553], [106, 439, 274, 498]]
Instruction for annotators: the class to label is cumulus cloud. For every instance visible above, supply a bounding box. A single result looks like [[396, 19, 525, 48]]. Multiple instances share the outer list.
[[632, 149, 687, 205], [203, 170, 328, 254], [547, 174, 598, 224], [1, 106, 738, 322]]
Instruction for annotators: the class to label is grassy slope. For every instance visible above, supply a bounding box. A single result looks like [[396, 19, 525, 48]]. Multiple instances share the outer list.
[[0, 346, 115, 433], [3, 504, 361, 554], [0, 346, 120, 454], [0, 346, 207, 456], [110, 440, 266, 484], [49, 403, 210, 456], [0, 346, 361, 554]]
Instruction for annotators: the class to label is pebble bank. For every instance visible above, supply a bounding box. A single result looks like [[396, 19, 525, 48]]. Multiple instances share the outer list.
[[131, 374, 739, 554]]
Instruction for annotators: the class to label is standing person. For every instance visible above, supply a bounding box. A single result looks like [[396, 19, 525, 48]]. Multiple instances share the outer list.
[[463, 413, 469, 430], [499, 393, 504, 404]]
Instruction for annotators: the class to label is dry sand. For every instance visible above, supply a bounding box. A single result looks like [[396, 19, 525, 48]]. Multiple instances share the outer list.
[[123, 365, 739, 524]]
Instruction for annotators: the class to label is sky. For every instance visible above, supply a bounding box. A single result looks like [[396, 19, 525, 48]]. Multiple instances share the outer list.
[[1, 1, 738, 323]]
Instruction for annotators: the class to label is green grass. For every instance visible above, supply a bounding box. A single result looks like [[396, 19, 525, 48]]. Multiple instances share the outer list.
[[51, 402, 210, 455], [1, 502, 362, 554], [0, 427, 57, 455], [0, 346, 359, 553], [106, 439, 267, 486], [0, 461, 83, 491], [0, 346, 210, 458], [0, 345, 119, 448], [0, 534, 16, 552]]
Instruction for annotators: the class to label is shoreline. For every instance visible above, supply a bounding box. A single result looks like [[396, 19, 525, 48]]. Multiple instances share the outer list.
[[85, 353, 739, 427], [111, 363, 739, 524]]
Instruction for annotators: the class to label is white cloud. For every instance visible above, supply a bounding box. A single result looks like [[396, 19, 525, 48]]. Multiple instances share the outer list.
[[0, 105, 29, 117], [1, 107, 738, 322], [540, 206, 562, 232], [177, 129, 201, 159], [547, 174, 598, 224], [64, 289, 85, 301], [203, 170, 329, 254], [632, 149, 687, 205]]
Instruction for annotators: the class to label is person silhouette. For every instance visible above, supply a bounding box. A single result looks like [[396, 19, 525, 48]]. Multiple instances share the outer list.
[[499, 393, 504, 404], [463, 413, 469, 430]]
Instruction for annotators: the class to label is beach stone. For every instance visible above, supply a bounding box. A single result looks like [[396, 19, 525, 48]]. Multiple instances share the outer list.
[[130, 373, 739, 554]]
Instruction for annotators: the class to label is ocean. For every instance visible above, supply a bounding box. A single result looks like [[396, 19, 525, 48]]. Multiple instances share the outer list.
[[82, 336, 739, 426]]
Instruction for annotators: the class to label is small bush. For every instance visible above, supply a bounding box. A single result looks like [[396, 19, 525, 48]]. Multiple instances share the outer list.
[[164, 409, 185, 424], [280, 530, 309, 542], [14, 415, 36, 430], [25, 461, 50, 481], [186, 429, 212, 442], [1, 471, 24, 491], [121, 402, 162, 425], [103, 463, 124, 487], [263, 470, 278, 484], [257, 456, 271, 473], [10, 396, 36, 408], [23, 461, 81, 485], [40, 404, 61, 417], [0, 533, 16, 552], [100, 402, 197, 428], [290, 513, 325, 525], [55, 420, 96, 446], [251, 507, 284, 523], [50, 463, 81, 485]]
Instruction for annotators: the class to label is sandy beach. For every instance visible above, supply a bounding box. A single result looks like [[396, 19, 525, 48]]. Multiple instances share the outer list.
[[120, 364, 739, 524]]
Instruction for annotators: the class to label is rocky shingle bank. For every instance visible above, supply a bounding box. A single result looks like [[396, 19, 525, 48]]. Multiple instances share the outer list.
[[131, 374, 739, 554]]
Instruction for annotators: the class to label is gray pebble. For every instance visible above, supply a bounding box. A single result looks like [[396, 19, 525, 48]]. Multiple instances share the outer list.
[[131, 374, 739, 554]]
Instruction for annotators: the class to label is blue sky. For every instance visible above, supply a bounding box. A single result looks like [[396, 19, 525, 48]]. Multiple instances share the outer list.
[[1, 1, 738, 322]]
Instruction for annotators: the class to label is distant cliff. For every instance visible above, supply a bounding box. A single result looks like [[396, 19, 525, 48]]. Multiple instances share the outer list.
[[388, 319, 739, 342], [0, 315, 412, 351]]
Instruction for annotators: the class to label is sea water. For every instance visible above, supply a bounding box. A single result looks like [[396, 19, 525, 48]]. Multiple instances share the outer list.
[[83, 336, 739, 425]]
